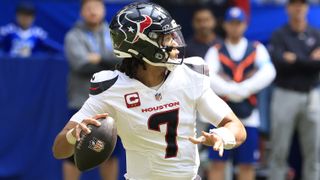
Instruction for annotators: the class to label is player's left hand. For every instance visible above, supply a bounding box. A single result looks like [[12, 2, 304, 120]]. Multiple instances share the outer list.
[[188, 131, 224, 157]]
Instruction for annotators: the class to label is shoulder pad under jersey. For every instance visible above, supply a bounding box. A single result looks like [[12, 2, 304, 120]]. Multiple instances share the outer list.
[[184, 56, 209, 76], [89, 70, 119, 95]]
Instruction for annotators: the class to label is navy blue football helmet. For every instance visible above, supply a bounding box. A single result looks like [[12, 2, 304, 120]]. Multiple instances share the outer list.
[[109, 2, 186, 70]]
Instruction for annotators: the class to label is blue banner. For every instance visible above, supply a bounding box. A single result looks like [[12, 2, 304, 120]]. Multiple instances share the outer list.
[[0, 56, 125, 180]]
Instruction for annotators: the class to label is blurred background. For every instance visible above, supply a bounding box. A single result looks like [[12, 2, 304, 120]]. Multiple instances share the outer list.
[[0, 0, 319, 180]]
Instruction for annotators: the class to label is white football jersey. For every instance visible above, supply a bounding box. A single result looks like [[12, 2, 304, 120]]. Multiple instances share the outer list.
[[70, 58, 232, 180]]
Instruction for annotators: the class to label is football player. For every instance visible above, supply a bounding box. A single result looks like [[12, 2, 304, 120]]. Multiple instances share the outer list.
[[53, 2, 246, 180]]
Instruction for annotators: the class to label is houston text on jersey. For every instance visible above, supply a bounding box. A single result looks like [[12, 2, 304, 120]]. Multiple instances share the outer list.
[[141, 101, 180, 113]]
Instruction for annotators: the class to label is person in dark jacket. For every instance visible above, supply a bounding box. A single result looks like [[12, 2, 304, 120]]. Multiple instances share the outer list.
[[185, 7, 222, 58], [268, 0, 320, 180]]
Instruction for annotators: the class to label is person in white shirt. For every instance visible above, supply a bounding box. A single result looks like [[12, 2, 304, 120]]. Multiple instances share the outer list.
[[204, 7, 276, 180], [53, 2, 247, 180]]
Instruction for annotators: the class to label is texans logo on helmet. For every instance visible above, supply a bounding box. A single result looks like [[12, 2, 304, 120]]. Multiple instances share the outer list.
[[118, 12, 153, 43]]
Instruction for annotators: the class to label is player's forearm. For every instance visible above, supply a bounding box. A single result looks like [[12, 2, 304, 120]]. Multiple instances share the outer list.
[[52, 132, 75, 159], [52, 121, 78, 159], [240, 63, 276, 94], [219, 113, 247, 147]]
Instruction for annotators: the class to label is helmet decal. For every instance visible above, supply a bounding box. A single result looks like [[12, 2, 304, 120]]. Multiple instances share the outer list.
[[118, 12, 153, 43]]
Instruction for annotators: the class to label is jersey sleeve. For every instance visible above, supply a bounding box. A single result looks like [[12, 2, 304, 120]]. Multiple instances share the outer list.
[[69, 70, 118, 123], [33, 27, 48, 40], [183, 56, 209, 76], [70, 95, 110, 123], [0, 24, 13, 36], [204, 47, 220, 73], [196, 77, 232, 127]]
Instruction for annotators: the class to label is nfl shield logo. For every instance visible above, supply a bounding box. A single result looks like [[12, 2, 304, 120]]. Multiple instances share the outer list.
[[155, 93, 162, 101], [88, 137, 105, 153]]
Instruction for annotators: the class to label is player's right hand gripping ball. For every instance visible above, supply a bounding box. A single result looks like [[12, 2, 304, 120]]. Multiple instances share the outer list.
[[74, 117, 117, 171]]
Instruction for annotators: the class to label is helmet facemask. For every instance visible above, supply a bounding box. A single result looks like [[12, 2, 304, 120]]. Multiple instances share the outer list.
[[139, 27, 186, 71], [160, 29, 186, 65]]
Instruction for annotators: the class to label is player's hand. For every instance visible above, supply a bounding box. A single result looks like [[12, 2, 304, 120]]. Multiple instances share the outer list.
[[188, 131, 224, 157], [283, 52, 297, 64], [88, 53, 102, 64], [72, 113, 108, 141], [311, 47, 320, 60]]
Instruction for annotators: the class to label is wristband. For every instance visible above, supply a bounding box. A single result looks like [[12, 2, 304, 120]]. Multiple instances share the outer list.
[[66, 128, 77, 145], [209, 127, 236, 150]]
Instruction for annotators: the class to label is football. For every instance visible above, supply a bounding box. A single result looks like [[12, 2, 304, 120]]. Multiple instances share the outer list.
[[74, 116, 117, 171]]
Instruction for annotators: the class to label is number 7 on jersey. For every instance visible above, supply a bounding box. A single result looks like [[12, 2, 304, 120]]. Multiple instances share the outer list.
[[147, 108, 179, 158]]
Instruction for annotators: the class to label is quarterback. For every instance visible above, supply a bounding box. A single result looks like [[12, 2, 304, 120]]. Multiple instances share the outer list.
[[53, 2, 246, 180]]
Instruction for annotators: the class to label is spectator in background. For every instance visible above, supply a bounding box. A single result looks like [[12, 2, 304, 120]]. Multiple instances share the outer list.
[[185, 7, 222, 178], [205, 7, 276, 180], [64, 0, 120, 180], [268, 0, 320, 179], [185, 7, 222, 58], [0, 2, 62, 57]]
